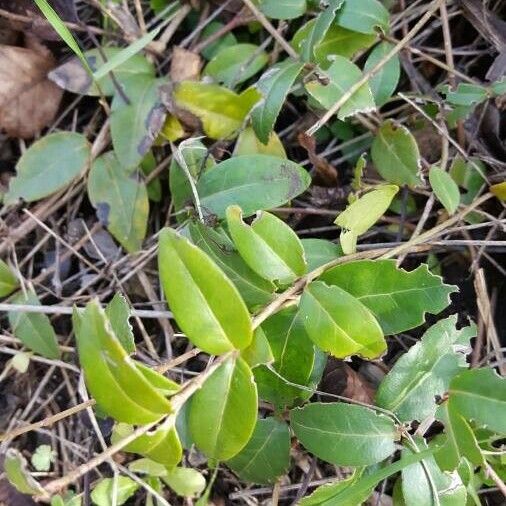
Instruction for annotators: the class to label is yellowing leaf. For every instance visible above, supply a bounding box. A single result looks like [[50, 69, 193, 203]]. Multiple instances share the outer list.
[[490, 181, 506, 201], [159, 114, 185, 142], [234, 127, 286, 158]]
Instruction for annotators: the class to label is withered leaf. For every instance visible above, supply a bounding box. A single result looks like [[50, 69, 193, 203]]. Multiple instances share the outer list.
[[170, 47, 201, 83]]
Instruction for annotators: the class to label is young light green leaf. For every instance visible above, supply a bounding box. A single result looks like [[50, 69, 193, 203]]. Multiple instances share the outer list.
[[375, 316, 476, 422], [158, 228, 253, 354], [204, 43, 268, 88], [90, 476, 139, 506], [371, 120, 422, 187], [260, 0, 307, 19], [49, 48, 155, 96], [320, 260, 457, 335], [429, 166, 460, 215], [301, 238, 341, 271], [251, 59, 304, 144], [173, 82, 260, 139], [189, 222, 275, 310], [105, 293, 135, 354], [449, 368, 506, 434], [87, 152, 149, 253], [5, 132, 91, 205], [364, 42, 400, 106], [299, 281, 386, 359], [8, 290, 60, 359], [189, 356, 258, 460], [226, 205, 306, 285], [234, 127, 286, 158], [4, 449, 45, 495], [0, 258, 18, 297], [134, 362, 180, 396], [335, 0, 390, 34], [128, 458, 167, 477], [305, 56, 376, 120], [31, 445, 56, 472], [73, 301, 172, 424], [291, 402, 398, 466], [197, 154, 311, 218], [11, 351, 30, 373], [162, 467, 206, 498], [110, 76, 165, 170], [227, 417, 290, 484], [241, 327, 274, 368]]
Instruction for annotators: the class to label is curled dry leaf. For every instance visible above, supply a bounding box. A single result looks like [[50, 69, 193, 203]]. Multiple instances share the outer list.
[[298, 132, 338, 186], [0, 44, 63, 138], [170, 47, 201, 83]]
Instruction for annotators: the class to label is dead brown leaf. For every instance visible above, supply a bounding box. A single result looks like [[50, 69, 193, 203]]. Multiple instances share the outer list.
[[0, 44, 63, 138], [170, 47, 202, 83], [298, 132, 338, 186]]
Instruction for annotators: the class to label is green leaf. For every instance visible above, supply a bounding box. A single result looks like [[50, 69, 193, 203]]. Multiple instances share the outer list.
[[364, 42, 400, 106], [449, 368, 506, 434], [189, 222, 275, 310], [134, 362, 180, 396], [260, 0, 307, 19], [91, 476, 139, 506], [128, 458, 167, 477], [112, 422, 182, 469], [441, 83, 488, 106], [429, 166, 460, 215], [299, 0, 345, 62], [110, 76, 165, 170], [9, 290, 60, 359], [173, 82, 260, 139], [251, 59, 304, 144], [291, 402, 398, 466], [158, 228, 253, 354], [73, 301, 172, 424], [299, 281, 386, 359], [335, 0, 390, 34], [5, 449, 45, 495], [0, 258, 18, 297], [234, 127, 286, 158], [371, 120, 422, 187], [449, 157, 486, 210], [5, 132, 91, 205], [200, 21, 238, 60], [254, 307, 316, 408], [189, 356, 258, 460], [320, 260, 457, 335], [105, 293, 135, 354], [305, 56, 376, 120], [227, 417, 290, 484], [49, 48, 155, 96], [204, 43, 268, 88], [197, 154, 311, 218], [162, 467, 206, 498], [241, 327, 274, 368], [31, 445, 55, 472], [87, 152, 149, 253], [301, 238, 341, 271], [375, 316, 476, 422], [226, 205, 306, 285]]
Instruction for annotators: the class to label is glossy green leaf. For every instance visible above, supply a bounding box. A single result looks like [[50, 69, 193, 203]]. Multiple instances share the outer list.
[[260, 0, 307, 19], [300, 281, 385, 359], [291, 402, 398, 466], [204, 43, 268, 87], [197, 154, 311, 218], [234, 127, 286, 158], [241, 327, 274, 368], [306, 56, 376, 120], [189, 356, 258, 460], [189, 222, 275, 310], [335, 0, 389, 34], [251, 59, 304, 144], [112, 422, 182, 469], [226, 206, 306, 285], [173, 82, 260, 139], [105, 293, 135, 354], [91, 476, 139, 506], [371, 120, 422, 187], [301, 238, 341, 271], [73, 301, 172, 424], [87, 152, 149, 253], [449, 368, 506, 434], [5, 449, 45, 495], [320, 260, 457, 335], [49, 48, 155, 96], [5, 132, 91, 205], [110, 76, 165, 170], [227, 417, 290, 484], [134, 362, 180, 396], [158, 228, 253, 354], [200, 21, 237, 60], [8, 290, 60, 359], [0, 259, 18, 297], [364, 42, 400, 106], [429, 166, 460, 215], [162, 467, 206, 498]]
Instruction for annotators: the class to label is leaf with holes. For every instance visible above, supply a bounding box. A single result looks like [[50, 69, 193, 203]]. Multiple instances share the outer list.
[[105, 293, 135, 354]]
